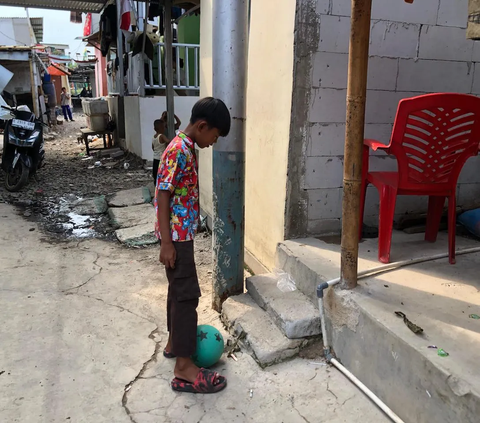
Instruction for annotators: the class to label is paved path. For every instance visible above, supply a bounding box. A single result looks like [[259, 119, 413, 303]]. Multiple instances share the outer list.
[[0, 203, 388, 423]]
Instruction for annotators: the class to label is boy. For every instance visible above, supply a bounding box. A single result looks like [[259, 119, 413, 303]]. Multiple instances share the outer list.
[[154, 97, 230, 394], [152, 119, 169, 184], [60, 87, 74, 122]]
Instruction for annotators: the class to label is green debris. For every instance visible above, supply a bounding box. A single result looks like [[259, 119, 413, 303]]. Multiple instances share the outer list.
[[469, 314, 480, 319], [437, 349, 449, 357]]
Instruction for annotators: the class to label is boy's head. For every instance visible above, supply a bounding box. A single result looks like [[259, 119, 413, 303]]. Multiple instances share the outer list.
[[154, 119, 165, 134], [189, 97, 231, 149], [61, 87, 66, 93]]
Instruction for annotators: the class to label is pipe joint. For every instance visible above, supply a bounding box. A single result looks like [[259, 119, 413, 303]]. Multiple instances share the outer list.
[[324, 348, 334, 363], [316, 282, 329, 298]]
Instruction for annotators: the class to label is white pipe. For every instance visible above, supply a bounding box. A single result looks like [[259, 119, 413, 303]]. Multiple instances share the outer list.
[[327, 247, 480, 290], [330, 358, 405, 423], [318, 246, 480, 423]]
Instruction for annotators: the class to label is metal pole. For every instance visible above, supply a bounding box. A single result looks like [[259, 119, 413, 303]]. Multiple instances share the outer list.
[[164, 0, 175, 138], [340, 0, 372, 289], [139, 0, 149, 97], [116, 0, 125, 96], [212, 0, 248, 312]]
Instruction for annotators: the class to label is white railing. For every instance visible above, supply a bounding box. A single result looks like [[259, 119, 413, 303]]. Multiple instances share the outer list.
[[127, 42, 200, 94]]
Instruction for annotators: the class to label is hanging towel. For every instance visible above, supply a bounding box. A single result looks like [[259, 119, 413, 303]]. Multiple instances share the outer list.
[[468, 0, 480, 39], [70, 11, 82, 24], [120, 0, 132, 31], [84, 13, 92, 36]]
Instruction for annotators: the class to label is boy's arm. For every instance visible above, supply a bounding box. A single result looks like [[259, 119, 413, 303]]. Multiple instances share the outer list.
[[157, 190, 176, 268], [174, 114, 181, 130], [159, 134, 169, 144], [156, 147, 186, 269]]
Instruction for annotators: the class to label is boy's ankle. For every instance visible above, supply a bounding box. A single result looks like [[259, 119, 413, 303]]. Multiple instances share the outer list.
[[175, 357, 196, 371]]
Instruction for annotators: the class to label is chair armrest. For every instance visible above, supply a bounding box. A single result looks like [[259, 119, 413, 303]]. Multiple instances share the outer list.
[[364, 139, 390, 152]]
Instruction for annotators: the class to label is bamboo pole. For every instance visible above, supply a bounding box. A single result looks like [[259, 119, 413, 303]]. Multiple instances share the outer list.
[[340, 0, 372, 289]]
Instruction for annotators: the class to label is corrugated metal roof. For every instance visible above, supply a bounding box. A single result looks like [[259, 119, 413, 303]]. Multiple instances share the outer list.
[[30, 17, 43, 43], [0, 1, 107, 13]]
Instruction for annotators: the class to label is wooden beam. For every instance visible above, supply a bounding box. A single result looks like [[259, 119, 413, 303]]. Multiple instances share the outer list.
[[340, 0, 372, 289]]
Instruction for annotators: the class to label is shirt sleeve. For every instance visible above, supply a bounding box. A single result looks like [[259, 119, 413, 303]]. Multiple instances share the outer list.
[[157, 146, 186, 193]]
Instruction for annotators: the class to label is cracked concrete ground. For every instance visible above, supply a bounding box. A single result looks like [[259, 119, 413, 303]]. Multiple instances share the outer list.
[[0, 203, 388, 422]]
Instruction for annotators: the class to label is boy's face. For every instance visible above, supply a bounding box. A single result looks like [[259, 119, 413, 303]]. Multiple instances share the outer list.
[[194, 121, 220, 149]]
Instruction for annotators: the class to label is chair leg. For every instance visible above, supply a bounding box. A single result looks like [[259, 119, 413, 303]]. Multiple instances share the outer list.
[[359, 145, 370, 240], [448, 195, 456, 265], [425, 196, 445, 242], [359, 180, 368, 240], [378, 186, 397, 264]]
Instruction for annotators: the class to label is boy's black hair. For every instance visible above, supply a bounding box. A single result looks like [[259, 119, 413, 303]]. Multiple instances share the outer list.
[[190, 97, 231, 137], [154, 119, 164, 128]]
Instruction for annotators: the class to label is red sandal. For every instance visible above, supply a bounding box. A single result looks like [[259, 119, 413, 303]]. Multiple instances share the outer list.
[[171, 368, 227, 394]]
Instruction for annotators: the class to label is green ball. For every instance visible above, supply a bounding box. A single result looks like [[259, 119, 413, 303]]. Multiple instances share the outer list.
[[192, 324, 225, 368]]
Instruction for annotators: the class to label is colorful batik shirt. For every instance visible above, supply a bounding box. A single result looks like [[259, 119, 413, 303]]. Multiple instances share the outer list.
[[154, 132, 199, 241]]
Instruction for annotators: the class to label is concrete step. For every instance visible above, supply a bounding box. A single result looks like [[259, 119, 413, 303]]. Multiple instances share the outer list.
[[115, 223, 158, 247], [107, 187, 152, 208], [108, 203, 155, 229], [246, 273, 321, 339], [221, 294, 311, 368]]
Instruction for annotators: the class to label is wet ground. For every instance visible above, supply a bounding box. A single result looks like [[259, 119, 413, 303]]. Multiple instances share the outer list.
[[0, 112, 150, 241]]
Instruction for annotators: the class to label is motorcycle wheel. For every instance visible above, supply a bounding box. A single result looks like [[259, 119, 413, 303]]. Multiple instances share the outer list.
[[5, 161, 29, 192]]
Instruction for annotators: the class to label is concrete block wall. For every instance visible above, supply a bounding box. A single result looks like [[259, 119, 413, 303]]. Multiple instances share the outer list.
[[296, 0, 480, 235]]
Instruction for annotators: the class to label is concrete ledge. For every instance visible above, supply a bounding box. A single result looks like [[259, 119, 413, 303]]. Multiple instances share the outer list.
[[221, 294, 308, 367], [276, 232, 480, 423], [277, 232, 480, 304], [326, 271, 480, 423], [246, 274, 321, 339]]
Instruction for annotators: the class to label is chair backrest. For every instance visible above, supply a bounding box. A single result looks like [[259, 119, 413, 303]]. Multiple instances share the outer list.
[[390, 93, 480, 189]]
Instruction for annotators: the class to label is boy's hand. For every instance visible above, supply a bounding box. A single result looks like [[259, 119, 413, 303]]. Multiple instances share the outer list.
[[160, 241, 176, 269]]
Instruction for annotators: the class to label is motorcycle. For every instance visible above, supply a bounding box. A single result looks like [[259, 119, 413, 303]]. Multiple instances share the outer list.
[[1, 105, 46, 191]]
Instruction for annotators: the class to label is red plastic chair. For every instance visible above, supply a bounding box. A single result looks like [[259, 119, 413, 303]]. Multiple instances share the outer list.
[[360, 93, 480, 264]]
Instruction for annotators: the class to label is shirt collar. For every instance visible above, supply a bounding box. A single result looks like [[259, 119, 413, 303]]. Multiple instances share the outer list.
[[178, 131, 194, 150]]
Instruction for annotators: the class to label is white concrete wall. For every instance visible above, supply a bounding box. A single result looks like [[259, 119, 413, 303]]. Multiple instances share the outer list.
[[307, 0, 480, 233], [124, 96, 198, 160], [0, 19, 33, 46]]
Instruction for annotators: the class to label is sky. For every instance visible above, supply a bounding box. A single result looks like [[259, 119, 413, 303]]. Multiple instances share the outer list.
[[0, 5, 91, 57]]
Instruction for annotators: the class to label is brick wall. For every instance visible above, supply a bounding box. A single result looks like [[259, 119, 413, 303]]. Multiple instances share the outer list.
[[302, 0, 480, 234]]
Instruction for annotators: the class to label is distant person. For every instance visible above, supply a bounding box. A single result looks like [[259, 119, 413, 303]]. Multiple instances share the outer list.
[[60, 87, 74, 122], [152, 118, 170, 184], [80, 87, 87, 97]]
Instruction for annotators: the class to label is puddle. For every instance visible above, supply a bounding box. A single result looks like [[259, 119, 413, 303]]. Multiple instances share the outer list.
[[62, 212, 99, 239], [17, 195, 113, 241]]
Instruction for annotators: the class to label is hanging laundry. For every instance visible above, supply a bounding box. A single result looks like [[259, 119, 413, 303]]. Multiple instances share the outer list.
[[84, 13, 92, 36], [70, 11, 82, 24], [120, 0, 132, 31], [132, 32, 155, 61], [468, 0, 480, 39], [149, 1, 162, 20], [100, 5, 117, 57]]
